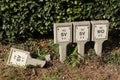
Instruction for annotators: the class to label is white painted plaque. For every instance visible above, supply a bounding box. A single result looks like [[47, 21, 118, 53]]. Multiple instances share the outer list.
[[76, 26, 89, 41], [95, 25, 107, 39], [7, 48, 29, 67], [57, 27, 70, 42]]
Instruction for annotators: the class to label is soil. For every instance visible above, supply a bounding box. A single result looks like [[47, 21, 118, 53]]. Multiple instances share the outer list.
[[0, 39, 120, 80]]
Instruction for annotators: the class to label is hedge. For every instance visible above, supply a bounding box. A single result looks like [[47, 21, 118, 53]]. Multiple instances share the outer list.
[[0, 0, 120, 43]]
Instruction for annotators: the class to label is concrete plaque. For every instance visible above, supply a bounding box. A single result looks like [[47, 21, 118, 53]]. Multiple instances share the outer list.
[[73, 21, 90, 42], [57, 27, 70, 42], [95, 25, 107, 39], [91, 20, 109, 41], [7, 48, 46, 68], [76, 26, 89, 41], [7, 48, 29, 67], [54, 23, 72, 44]]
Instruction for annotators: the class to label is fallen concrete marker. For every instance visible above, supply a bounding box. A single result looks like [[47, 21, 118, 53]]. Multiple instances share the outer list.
[[7, 48, 46, 68]]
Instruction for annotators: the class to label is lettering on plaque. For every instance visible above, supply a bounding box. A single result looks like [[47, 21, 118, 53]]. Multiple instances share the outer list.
[[76, 26, 89, 41], [95, 25, 107, 39], [7, 48, 29, 66], [57, 27, 70, 42]]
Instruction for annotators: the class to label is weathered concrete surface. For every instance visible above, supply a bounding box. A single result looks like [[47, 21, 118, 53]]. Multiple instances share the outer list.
[[26, 55, 46, 68], [54, 23, 72, 62], [91, 20, 109, 56], [94, 40, 104, 56], [73, 21, 90, 57], [77, 41, 87, 57], [45, 54, 51, 61], [59, 43, 68, 62], [7, 48, 46, 68]]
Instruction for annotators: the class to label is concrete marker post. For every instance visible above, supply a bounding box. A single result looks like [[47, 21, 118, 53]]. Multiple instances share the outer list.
[[59, 43, 67, 62], [54, 23, 72, 62], [73, 21, 90, 57], [91, 20, 109, 56], [77, 41, 87, 57], [94, 40, 105, 56], [7, 48, 46, 68]]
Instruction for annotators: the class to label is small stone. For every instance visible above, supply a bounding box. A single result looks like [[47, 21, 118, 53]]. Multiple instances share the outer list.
[[45, 54, 51, 61]]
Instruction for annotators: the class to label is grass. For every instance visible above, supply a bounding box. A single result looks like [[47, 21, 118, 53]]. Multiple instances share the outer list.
[[43, 73, 60, 80], [0, 38, 120, 80], [55, 65, 64, 72], [9, 38, 120, 67], [107, 52, 120, 65], [0, 67, 25, 80]]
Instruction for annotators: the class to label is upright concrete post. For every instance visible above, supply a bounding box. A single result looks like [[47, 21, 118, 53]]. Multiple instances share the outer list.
[[91, 20, 109, 56], [54, 23, 72, 62], [73, 21, 90, 57], [59, 43, 67, 62], [94, 40, 104, 56], [77, 41, 86, 57]]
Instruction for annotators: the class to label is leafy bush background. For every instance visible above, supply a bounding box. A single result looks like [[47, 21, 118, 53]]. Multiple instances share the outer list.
[[0, 0, 120, 43]]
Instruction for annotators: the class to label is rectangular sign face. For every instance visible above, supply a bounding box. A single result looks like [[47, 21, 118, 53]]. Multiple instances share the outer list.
[[94, 25, 107, 39], [57, 27, 71, 42], [7, 48, 29, 67], [75, 26, 89, 41]]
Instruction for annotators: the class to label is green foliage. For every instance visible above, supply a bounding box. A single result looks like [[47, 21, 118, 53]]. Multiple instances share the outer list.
[[0, 0, 120, 43], [107, 53, 120, 65], [24, 39, 51, 60], [65, 45, 82, 67], [49, 40, 59, 54], [49, 40, 59, 60]]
